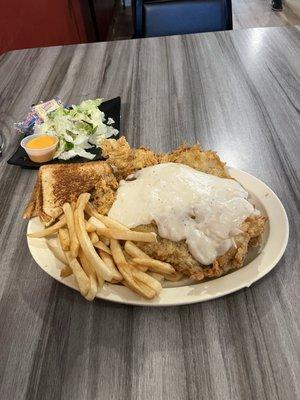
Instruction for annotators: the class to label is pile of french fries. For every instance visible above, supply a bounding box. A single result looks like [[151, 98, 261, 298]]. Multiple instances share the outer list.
[[28, 193, 183, 301]]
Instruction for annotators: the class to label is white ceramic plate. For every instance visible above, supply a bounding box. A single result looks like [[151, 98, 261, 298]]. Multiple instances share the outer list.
[[27, 168, 289, 306]]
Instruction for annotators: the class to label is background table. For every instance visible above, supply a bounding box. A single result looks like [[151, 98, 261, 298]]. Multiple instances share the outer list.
[[0, 26, 299, 400]]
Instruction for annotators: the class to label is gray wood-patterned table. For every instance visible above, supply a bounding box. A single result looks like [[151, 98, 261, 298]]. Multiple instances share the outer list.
[[0, 26, 299, 400]]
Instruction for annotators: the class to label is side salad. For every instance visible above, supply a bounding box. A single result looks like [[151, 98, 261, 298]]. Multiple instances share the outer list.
[[33, 99, 118, 160]]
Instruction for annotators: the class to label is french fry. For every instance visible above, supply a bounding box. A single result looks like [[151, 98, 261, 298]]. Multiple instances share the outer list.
[[124, 252, 147, 272], [78, 249, 98, 282], [94, 240, 112, 255], [85, 220, 96, 233], [121, 279, 156, 298], [148, 272, 165, 284], [124, 241, 151, 259], [132, 264, 148, 272], [60, 265, 73, 278], [86, 276, 98, 301], [74, 193, 114, 282], [131, 267, 162, 294], [98, 249, 123, 282], [96, 227, 156, 243], [111, 279, 122, 284], [98, 236, 110, 246], [110, 239, 156, 299], [78, 249, 100, 300], [87, 216, 106, 230], [131, 258, 176, 275], [75, 196, 81, 208], [27, 217, 66, 238], [85, 203, 130, 230], [124, 241, 149, 271], [89, 231, 99, 244], [58, 228, 70, 251], [164, 271, 184, 282], [131, 279, 156, 299], [118, 262, 156, 299], [62, 203, 79, 258], [65, 252, 90, 297], [47, 238, 68, 264], [110, 238, 126, 265]]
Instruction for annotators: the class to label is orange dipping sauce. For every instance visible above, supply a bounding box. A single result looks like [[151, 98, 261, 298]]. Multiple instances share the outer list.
[[26, 135, 57, 149], [22, 134, 58, 163]]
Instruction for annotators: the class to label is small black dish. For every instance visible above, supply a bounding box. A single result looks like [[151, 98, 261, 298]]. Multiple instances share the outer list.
[[7, 97, 121, 169]]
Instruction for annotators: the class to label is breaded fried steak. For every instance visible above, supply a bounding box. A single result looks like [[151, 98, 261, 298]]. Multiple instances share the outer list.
[[101, 137, 266, 281], [133, 216, 265, 281]]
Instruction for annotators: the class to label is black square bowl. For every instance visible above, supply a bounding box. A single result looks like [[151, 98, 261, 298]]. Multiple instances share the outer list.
[[7, 97, 121, 169]]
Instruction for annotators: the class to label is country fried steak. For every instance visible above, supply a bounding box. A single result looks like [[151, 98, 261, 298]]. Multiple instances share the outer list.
[[100, 137, 266, 281]]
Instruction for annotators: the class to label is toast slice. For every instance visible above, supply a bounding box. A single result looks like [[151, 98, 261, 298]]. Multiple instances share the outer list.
[[23, 161, 115, 225]]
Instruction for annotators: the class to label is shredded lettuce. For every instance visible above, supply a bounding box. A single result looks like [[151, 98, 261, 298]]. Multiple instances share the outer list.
[[34, 98, 118, 160]]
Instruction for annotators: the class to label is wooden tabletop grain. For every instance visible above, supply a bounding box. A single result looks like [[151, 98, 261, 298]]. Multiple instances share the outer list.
[[0, 26, 299, 400]]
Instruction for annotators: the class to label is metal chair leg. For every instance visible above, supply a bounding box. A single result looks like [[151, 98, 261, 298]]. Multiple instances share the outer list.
[[272, 0, 283, 11]]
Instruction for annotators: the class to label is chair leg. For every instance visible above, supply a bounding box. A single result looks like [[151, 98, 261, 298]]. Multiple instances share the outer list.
[[272, 0, 283, 11]]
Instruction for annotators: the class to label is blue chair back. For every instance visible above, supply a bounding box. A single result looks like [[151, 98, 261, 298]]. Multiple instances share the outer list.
[[132, 0, 233, 38]]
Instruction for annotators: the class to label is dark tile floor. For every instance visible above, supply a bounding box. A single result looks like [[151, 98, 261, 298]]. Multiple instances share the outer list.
[[108, 1, 133, 41]]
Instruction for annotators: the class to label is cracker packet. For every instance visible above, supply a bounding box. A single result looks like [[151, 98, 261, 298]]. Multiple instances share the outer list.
[[15, 98, 64, 133]]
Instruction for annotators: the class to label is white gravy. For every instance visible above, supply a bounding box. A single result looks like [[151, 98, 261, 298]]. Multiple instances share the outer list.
[[108, 163, 258, 265]]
